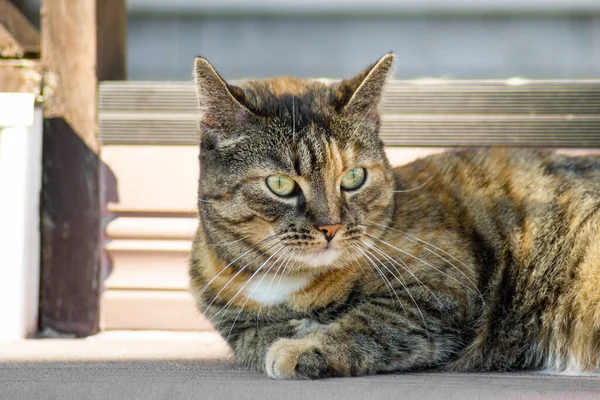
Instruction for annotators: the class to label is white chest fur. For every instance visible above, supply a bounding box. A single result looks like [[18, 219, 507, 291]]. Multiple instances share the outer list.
[[244, 273, 311, 306]]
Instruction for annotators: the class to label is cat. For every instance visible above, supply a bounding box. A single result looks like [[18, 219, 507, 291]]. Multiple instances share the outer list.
[[189, 53, 600, 379]]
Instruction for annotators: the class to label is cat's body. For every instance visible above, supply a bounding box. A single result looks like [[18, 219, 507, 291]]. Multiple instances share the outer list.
[[189, 54, 600, 379]]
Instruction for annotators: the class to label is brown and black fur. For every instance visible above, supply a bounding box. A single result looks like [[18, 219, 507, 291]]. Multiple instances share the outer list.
[[189, 53, 600, 379]]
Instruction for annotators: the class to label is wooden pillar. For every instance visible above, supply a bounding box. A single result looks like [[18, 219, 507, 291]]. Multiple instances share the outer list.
[[39, 0, 126, 336]]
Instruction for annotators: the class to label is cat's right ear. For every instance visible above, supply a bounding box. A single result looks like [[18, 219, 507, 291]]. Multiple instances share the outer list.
[[339, 53, 394, 121], [193, 57, 250, 131]]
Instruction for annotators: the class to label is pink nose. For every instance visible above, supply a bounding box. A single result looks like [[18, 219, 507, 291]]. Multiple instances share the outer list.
[[318, 224, 341, 242]]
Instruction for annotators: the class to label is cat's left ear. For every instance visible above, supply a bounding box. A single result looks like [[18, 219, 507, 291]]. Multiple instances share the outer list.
[[339, 53, 395, 119]]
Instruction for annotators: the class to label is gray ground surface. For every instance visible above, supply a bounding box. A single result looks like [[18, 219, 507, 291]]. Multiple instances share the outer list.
[[1, 332, 599, 400]]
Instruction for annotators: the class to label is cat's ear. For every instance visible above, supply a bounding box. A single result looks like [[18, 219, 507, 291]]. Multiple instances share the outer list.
[[339, 53, 394, 119], [193, 56, 250, 130]]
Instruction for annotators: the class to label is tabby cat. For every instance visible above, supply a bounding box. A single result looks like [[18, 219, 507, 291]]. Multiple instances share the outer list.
[[189, 53, 600, 379]]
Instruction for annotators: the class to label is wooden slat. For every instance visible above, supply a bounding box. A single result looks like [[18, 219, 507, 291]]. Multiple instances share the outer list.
[[106, 239, 191, 252], [99, 113, 600, 147], [104, 219, 195, 290], [379, 115, 600, 147], [104, 242, 190, 290], [101, 290, 212, 331], [106, 217, 197, 240], [98, 80, 600, 114]]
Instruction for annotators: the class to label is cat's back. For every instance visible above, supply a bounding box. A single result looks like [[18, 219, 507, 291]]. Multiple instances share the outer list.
[[395, 149, 600, 371], [394, 148, 600, 207], [391, 148, 600, 372]]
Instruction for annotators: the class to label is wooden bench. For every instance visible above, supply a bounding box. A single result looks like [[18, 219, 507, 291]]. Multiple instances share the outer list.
[[98, 79, 600, 331]]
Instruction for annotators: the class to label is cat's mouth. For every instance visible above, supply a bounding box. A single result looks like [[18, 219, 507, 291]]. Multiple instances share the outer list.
[[296, 247, 343, 267]]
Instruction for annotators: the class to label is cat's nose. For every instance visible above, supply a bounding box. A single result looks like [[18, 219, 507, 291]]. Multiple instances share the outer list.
[[318, 224, 341, 242]]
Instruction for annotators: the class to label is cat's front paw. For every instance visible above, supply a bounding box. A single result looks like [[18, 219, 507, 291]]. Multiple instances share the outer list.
[[265, 338, 331, 380]]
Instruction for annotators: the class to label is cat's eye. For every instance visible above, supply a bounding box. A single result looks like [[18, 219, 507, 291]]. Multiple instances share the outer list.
[[341, 167, 366, 190], [266, 175, 297, 197]]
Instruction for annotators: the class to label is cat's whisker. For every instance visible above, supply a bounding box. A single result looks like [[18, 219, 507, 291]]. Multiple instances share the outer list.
[[344, 247, 368, 277], [364, 241, 455, 323], [275, 247, 302, 291], [207, 236, 251, 247], [363, 221, 481, 297], [350, 101, 377, 138], [292, 96, 296, 138], [365, 221, 469, 270], [362, 241, 444, 308], [225, 249, 291, 342], [210, 251, 283, 327], [201, 240, 283, 317], [392, 176, 434, 193], [211, 246, 285, 322], [350, 244, 407, 317], [365, 220, 469, 279], [195, 234, 280, 303], [257, 250, 297, 319], [366, 233, 485, 303], [362, 244, 430, 337], [254, 250, 296, 330]]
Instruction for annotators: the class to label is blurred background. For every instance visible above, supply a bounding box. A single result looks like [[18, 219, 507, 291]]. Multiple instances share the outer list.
[[14, 0, 600, 80]]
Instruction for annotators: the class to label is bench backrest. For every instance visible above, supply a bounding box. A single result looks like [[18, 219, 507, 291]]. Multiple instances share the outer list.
[[98, 80, 600, 331]]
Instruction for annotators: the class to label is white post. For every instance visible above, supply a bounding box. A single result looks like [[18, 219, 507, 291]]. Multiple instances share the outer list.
[[0, 93, 42, 340]]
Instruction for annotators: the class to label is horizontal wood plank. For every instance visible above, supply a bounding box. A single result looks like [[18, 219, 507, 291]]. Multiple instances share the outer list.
[[104, 243, 190, 290], [101, 290, 212, 331], [106, 217, 197, 240]]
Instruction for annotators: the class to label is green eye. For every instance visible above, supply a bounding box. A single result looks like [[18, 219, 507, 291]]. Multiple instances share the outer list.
[[341, 167, 366, 190], [266, 175, 296, 197]]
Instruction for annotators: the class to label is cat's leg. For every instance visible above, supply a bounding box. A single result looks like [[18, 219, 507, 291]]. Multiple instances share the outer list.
[[265, 302, 463, 379]]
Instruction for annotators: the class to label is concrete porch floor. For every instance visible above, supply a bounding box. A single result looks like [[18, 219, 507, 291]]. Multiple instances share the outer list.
[[1, 331, 599, 400]]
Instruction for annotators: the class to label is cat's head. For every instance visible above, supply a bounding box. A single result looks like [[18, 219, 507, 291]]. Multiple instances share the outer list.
[[195, 54, 395, 273]]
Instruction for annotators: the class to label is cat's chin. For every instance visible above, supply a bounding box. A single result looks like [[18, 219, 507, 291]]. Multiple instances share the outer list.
[[296, 248, 343, 268]]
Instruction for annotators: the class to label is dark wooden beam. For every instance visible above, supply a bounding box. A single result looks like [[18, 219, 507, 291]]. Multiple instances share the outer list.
[[40, 0, 126, 337], [0, 0, 40, 57]]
